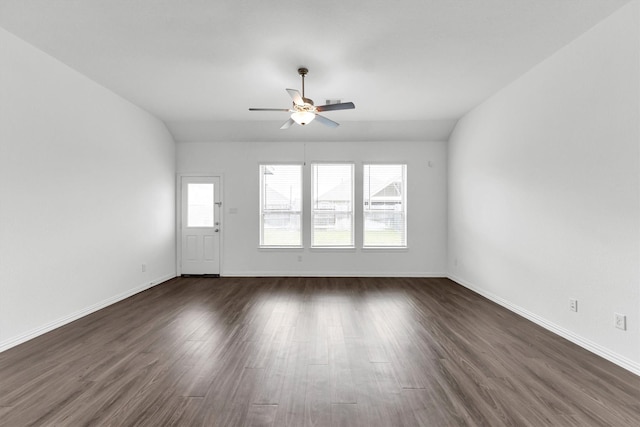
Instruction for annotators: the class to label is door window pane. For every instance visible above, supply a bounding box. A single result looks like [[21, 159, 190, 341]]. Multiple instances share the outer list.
[[260, 165, 303, 247], [187, 183, 214, 227], [312, 163, 354, 247], [363, 164, 407, 247]]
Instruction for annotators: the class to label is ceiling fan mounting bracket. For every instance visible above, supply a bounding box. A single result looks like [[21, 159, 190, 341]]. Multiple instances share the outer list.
[[297, 67, 309, 76]]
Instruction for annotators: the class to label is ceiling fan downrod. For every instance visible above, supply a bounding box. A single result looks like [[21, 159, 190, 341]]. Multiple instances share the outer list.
[[298, 67, 310, 104]]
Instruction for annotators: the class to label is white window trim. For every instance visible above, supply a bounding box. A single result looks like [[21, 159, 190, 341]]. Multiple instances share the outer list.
[[310, 162, 355, 248], [362, 163, 408, 249], [259, 163, 304, 248]]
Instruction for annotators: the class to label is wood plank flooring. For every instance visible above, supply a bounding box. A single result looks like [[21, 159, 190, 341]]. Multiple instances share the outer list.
[[0, 277, 638, 426]]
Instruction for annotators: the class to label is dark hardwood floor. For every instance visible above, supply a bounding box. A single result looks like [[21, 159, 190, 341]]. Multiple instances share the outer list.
[[0, 277, 638, 426]]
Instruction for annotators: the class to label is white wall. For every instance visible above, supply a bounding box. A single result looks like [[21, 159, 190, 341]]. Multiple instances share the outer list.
[[177, 140, 447, 276], [0, 28, 176, 350], [448, 1, 639, 373]]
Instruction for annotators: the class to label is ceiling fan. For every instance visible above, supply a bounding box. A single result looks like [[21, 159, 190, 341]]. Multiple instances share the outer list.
[[249, 67, 355, 129]]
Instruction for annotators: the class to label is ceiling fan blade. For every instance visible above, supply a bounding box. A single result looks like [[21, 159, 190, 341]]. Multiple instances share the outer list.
[[280, 118, 295, 129], [286, 89, 304, 106], [314, 114, 340, 128], [315, 102, 355, 112], [249, 108, 290, 111]]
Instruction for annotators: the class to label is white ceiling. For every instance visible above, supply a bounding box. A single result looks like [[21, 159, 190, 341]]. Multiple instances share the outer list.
[[0, 0, 630, 142]]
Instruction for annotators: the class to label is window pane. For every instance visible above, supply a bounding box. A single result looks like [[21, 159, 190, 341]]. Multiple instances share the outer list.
[[312, 213, 353, 245], [188, 183, 214, 227], [260, 165, 302, 246], [312, 163, 354, 246], [262, 213, 301, 246], [363, 164, 407, 247]]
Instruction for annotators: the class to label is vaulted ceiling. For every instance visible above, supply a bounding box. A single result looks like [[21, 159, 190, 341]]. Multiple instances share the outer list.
[[0, 0, 630, 141]]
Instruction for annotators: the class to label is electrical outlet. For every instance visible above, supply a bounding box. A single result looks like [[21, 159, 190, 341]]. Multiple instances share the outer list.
[[142, 263, 146, 272], [614, 313, 626, 330], [297, 255, 302, 262], [569, 299, 578, 312]]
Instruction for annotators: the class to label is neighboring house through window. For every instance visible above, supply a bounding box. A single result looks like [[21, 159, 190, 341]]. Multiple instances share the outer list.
[[311, 163, 354, 247], [259, 162, 406, 249], [259, 164, 302, 247], [363, 164, 407, 247]]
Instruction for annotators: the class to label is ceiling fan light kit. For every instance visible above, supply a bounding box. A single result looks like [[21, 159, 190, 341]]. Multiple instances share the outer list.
[[249, 67, 355, 129], [291, 110, 316, 125]]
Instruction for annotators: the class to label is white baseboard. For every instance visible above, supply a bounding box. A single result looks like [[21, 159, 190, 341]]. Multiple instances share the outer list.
[[222, 271, 448, 278], [0, 274, 175, 353], [448, 274, 640, 376]]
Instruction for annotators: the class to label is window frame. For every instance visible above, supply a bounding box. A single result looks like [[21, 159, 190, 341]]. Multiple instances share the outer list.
[[259, 163, 304, 248], [310, 162, 355, 248], [362, 163, 408, 249]]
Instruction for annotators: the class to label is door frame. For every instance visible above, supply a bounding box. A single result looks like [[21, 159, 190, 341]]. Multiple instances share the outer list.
[[176, 173, 224, 276]]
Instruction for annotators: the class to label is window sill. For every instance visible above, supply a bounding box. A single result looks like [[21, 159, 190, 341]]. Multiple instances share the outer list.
[[361, 246, 409, 252], [258, 246, 304, 251], [310, 246, 356, 252]]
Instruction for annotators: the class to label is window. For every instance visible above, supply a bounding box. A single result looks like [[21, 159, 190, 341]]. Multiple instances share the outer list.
[[187, 183, 214, 227], [363, 164, 407, 247], [311, 163, 354, 247], [259, 164, 302, 247]]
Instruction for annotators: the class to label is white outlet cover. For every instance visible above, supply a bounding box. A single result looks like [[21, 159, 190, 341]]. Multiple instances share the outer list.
[[614, 313, 626, 330], [569, 299, 578, 312]]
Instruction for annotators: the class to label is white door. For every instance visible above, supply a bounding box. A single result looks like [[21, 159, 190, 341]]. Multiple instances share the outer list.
[[181, 176, 221, 275]]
